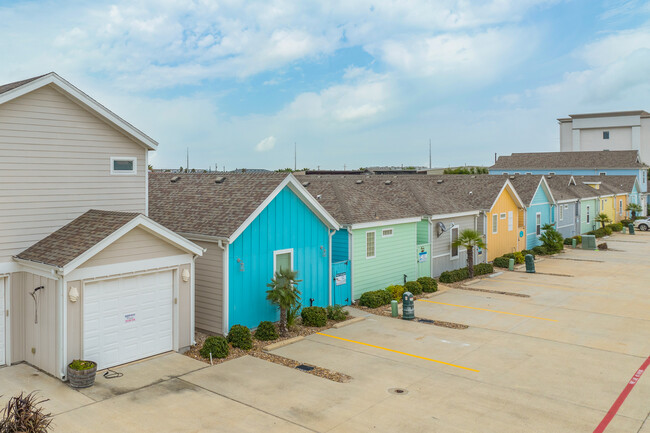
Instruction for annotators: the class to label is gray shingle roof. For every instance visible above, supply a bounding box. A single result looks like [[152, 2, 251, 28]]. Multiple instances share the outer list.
[[491, 150, 645, 170], [499, 174, 546, 205], [15, 210, 140, 268], [0, 74, 48, 96], [149, 172, 289, 239]]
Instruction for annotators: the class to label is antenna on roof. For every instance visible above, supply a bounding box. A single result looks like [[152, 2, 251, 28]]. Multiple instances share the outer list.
[[186, 147, 189, 171], [494, 152, 497, 163], [429, 138, 432, 169], [294, 142, 297, 171]]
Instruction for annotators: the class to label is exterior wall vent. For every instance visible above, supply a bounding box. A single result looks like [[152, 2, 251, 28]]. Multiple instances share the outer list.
[[215, 177, 226, 184], [170, 176, 181, 183]]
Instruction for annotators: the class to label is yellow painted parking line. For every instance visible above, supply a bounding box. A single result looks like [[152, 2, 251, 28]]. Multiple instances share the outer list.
[[417, 299, 558, 322], [315, 332, 479, 372]]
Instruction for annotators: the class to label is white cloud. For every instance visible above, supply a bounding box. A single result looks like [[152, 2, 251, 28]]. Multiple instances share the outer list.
[[255, 136, 277, 152]]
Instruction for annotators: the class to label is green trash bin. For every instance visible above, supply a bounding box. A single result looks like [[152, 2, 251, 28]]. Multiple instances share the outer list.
[[525, 254, 535, 273], [571, 238, 577, 249], [402, 292, 414, 320], [628, 223, 635, 235]]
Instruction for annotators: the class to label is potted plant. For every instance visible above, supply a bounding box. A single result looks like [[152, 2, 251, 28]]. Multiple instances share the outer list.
[[67, 360, 97, 388]]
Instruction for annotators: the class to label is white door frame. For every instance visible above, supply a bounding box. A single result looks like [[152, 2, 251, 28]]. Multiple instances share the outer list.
[[0, 276, 8, 366]]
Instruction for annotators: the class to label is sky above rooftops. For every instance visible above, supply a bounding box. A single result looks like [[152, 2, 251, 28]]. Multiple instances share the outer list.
[[1, 0, 649, 171]]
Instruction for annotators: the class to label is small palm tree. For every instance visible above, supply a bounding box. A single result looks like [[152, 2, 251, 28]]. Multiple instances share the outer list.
[[627, 203, 642, 219], [595, 212, 611, 229], [266, 268, 302, 336], [452, 229, 486, 278]]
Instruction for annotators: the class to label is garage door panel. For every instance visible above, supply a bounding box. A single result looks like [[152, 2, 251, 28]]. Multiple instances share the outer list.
[[83, 271, 173, 370], [1, 279, 5, 366]]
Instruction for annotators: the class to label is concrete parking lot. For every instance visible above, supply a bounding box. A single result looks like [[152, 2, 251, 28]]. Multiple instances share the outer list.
[[2, 231, 649, 432]]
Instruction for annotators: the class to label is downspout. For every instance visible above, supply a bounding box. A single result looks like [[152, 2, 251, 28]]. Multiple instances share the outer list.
[[328, 229, 334, 306], [54, 268, 66, 380], [217, 240, 229, 335], [428, 217, 434, 276], [190, 254, 197, 345], [347, 226, 353, 302]]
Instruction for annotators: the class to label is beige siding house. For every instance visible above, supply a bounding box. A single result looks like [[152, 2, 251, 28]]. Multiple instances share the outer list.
[[0, 73, 203, 379]]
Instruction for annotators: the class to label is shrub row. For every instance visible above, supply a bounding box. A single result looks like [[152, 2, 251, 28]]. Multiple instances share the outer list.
[[301, 306, 328, 327], [586, 226, 613, 238], [359, 289, 393, 308], [606, 223, 623, 232], [417, 277, 438, 293], [439, 263, 494, 283], [493, 250, 536, 268], [359, 277, 439, 308]]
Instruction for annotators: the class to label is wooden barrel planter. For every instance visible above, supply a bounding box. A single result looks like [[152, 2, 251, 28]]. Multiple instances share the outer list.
[[67, 360, 97, 388]]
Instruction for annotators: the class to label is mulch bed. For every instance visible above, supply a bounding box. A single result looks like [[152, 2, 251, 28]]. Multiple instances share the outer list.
[[184, 318, 353, 383], [453, 285, 530, 298]]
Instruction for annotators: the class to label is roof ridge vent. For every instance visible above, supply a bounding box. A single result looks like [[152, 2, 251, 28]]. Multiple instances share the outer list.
[[170, 176, 181, 183], [215, 176, 226, 184], [302, 181, 310, 187], [509, 175, 515, 179]]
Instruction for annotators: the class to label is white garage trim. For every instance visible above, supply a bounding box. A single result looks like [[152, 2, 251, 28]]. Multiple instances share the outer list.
[[67, 254, 192, 282], [0, 277, 7, 366]]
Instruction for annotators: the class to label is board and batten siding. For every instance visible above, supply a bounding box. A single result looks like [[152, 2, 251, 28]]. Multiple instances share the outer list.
[[193, 240, 224, 335], [0, 85, 147, 263], [351, 222, 417, 299], [79, 227, 183, 268], [556, 202, 578, 239], [431, 215, 482, 277], [228, 187, 330, 330], [486, 187, 523, 261], [525, 187, 554, 249], [331, 229, 349, 262]]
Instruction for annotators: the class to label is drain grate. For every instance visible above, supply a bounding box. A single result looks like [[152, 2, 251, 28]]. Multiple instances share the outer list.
[[388, 388, 408, 395], [295, 364, 315, 372], [416, 318, 435, 324]]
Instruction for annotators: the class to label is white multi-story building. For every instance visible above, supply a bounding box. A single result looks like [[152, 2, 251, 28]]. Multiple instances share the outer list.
[[558, 110, 650, 164]]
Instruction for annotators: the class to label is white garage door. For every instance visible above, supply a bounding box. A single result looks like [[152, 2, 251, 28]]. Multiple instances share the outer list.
[[0, 278, 5, 366], [83, 271, 173, 369]]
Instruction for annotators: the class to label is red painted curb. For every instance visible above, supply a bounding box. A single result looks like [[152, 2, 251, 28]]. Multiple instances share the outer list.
[[593, 355, 650, 433]]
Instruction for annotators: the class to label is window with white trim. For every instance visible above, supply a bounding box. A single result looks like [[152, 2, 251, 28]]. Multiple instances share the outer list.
[[507, 211, 513, 231], [619, 199, 623, 215], [500, 212, 506, 219], [382, 228, 393, 237], [110, 157, 137, 175], [492, 214, 498, 234], [603, 131, 610, 139], [559, 205, 563, 221], [366, 231, 376, 259], [536, 213, 541, 236], [450, 226, 459, 259], [273, 249, 293, 273], [586, 205, 590, 223]]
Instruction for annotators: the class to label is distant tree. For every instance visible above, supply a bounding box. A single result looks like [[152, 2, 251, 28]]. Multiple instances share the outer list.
[[148, 164, 153, 171], [190, 168, 196, 173], [179, 166, 183, 173]]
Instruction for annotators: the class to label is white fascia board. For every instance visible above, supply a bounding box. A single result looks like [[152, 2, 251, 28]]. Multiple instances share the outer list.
[[538, 177, 557, 205], [229, 175, 341, 243], [350, 216, 423, 230], [491, 179, 525, 211], [0, 73, 158, 150], [557, 198, 578, 204], [62, 215, 204, 275], [179, 233, 229, 243], [428, 210, 480, 221], [65, 254, 192, 282], [0, 261, 21, 275], [11, 258, 60, 278]]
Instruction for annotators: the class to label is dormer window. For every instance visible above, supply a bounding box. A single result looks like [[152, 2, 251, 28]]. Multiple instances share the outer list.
[[110, 157, 137, 175]]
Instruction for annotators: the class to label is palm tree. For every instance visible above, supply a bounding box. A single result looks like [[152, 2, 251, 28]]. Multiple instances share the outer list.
[[627, 203, 642, 219], [266, 268, 302, 336], [452, 229, 486, 278], [595, 212, 611, 229]]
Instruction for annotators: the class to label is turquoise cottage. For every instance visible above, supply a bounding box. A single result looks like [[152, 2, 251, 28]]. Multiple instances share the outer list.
[[149, 173, 339, 333], [504, 175, 556, 249]]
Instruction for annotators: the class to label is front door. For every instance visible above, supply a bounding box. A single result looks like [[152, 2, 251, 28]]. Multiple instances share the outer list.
[[332, 261, 351, 305], [416, 243, 431, 278]]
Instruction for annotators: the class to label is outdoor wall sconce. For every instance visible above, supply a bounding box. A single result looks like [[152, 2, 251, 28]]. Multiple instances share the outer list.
[[320, 245, 327, 257], [237, 258, 245, 272], [68, 285, 79, 303], [181, 269, 190, 282]]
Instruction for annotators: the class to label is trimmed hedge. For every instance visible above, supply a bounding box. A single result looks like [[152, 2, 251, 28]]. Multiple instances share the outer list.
[[301, 306, 327, 327], [606, 223, 623, 232], [227, 324, 252, 350], [359, 290, 392, 308], [493, 256, 511, 268], [326, 305, 348, 321], [385, 285, 406, 301], [404, 281, 423, 295], [200, 336, 229, 359], [439, 268, 469, 283], [521, 249, 536, 259], [587, 226, 613, 238], [474, 263, 494, 275], [417, 277, 438, 293], [532, 245, 548, 255], [254, 321, 278, 341]]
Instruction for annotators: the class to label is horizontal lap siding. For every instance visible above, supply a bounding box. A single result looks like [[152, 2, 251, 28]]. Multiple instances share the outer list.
[[416, 220, 429, 245], [228, 187, 330, 330], [556, 202, 577, 238], [193, 241, 224, 335], [580, 199, 598, 234], [0, 85, 146, 262], [431, 215, 481, 277], [351, 222, 417, 299]]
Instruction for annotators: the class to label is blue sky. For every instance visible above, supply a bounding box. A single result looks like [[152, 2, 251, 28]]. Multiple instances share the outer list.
[[1, 0, 650, 170]]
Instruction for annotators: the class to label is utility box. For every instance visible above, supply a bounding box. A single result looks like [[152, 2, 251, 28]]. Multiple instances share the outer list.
[[525, 254, 535, 273], [402, 292, 414, 320], [582, 235, 597, 250], [508, 258, 515, 271], [571, 238, 577, 248], [628, 223, 635, 235]]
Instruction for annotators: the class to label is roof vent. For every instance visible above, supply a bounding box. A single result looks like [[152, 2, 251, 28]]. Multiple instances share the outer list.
[[214, 176, 226, 184], [316, 194, 322, 200], [471, 175, 476, 179], [384, 180, 392, 185], [356, 179, 363, 184], [170, 176, 181, 183], [436, 179, 443, 184], [302, 181, 310, 187], [469, 191, 473, 195], [509, 176, 515, 180]]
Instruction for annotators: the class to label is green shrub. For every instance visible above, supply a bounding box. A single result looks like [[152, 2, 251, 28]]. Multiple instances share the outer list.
[[385, 285, 406, 301], [563, 237, 573, 245], [254, 321, 279, 341], [404, 281, 423, 295], [69, 360, 95, 371], [287, 303, 301, 329], [539, 223, 564, 254], [606, 223, 623, 232], [358, 290, 392, 308], [326, 305, 348, 321], [512, 252, 524, 264], [417, 277, 438, 293], [521, 249, 536, 259], [621, 219, 633, 226], [301, 306, 327, 327], [502, 253, 516, 259], [589, 227, 613, 238], [573, 235, 582, 244], [227, 325, 252, 350], [493, 256, 511, 268], [439, 268, 469, 283], [532, 245, 548, 255], [200, 336, 229, 359], [474, 263, 494, 275]]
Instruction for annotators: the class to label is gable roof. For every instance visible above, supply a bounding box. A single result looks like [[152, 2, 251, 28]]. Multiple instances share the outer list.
[[491, 150, 645, 170], [543, 175, 591, 201], [500, 175, 555, 206], [148, 172, 339, 241], [0, 72, 157, 150], [574, 175, 639, 195], [14, 210, 203, 273]]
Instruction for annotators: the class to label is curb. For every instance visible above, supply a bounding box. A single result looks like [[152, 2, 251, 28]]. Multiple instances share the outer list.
[[333, 316, 365, 329], [263, 336, 304, 352]]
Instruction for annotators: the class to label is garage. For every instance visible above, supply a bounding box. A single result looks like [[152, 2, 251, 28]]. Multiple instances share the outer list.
[[83, 271, 174, 370]]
